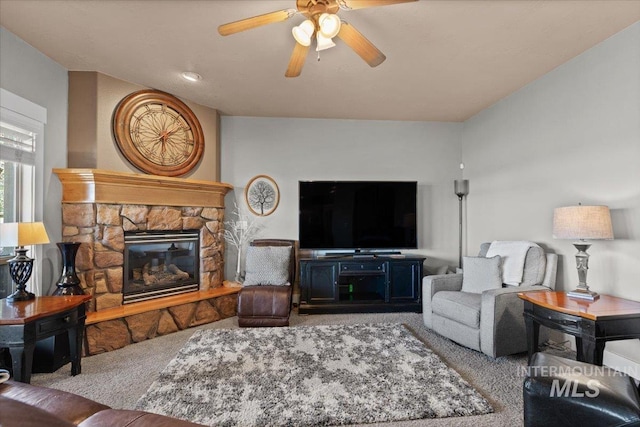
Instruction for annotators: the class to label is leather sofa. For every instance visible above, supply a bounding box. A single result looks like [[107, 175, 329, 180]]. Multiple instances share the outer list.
[[0, 380, 204, 427], [523, 352, 640, 427]]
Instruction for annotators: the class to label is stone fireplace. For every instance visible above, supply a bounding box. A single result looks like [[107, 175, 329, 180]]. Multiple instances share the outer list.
[[123, 230, 200, 303], [54, 169, 239, 355]]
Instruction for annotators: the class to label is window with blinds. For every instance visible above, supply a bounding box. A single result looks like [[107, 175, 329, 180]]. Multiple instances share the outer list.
[[0, 89, 45, 298], [1, 121, 37, 254], [1, 121, 37, 164]]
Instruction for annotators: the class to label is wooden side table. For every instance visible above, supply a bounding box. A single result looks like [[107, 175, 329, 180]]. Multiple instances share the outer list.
[[0, 295, 91, 383], [518, 291, 640, 365]]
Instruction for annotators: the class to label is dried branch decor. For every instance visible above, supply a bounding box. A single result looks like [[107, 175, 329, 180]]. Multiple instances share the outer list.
[[223, 202, 261, 282]]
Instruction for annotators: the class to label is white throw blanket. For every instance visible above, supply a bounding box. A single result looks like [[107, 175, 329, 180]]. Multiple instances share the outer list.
[[486, 241, 539, 285]]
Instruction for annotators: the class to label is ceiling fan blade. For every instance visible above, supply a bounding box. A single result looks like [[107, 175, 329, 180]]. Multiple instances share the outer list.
[[285, 42, 310, 77], [337, 22, 386, 67], [342, 0, 417, 10], [218, 9, 293, 36]]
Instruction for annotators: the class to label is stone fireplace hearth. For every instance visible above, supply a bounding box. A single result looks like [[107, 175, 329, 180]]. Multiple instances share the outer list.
[[54, 169, 238, 355], [123, 230, 201, 303]]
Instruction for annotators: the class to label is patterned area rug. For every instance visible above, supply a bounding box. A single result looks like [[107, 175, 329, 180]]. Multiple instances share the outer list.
[[136, 323, 493, 426]]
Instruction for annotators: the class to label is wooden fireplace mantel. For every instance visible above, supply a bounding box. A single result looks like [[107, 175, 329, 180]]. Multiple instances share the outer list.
[[53, 168, 233, 207]]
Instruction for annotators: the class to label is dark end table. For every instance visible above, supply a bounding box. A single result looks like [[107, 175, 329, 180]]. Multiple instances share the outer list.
[[0, 295, 91, 383], [519, 291, 640, 366]]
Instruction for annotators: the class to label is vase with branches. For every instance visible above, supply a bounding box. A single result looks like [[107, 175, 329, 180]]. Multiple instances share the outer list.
[[223, 203, 261, 282]]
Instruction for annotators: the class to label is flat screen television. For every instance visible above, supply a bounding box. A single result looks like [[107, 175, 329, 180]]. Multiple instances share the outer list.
[[299, 181, 417, 251]]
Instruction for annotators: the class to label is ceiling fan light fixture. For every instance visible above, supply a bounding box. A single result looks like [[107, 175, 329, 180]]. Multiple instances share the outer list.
[[318, 13, 341, 38], [292, 19, 315, 46], [316, 32, 336, 51]]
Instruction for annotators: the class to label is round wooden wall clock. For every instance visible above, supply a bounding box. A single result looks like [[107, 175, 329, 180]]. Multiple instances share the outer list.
[[112, 89, 204, 177]]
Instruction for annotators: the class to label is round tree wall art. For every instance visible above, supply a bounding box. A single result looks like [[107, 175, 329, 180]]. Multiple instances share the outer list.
[[245, 175, 280, 216]]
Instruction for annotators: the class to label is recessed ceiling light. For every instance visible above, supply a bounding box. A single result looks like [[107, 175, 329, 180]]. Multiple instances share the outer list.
[[181, 71, 202, 82]]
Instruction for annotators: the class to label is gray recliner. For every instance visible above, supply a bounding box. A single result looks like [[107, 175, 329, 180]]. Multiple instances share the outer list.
[[422, 242, 558, 358]]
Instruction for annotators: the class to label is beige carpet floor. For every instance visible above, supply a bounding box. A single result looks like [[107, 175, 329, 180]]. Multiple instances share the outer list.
[[30, 311, 553, 426]]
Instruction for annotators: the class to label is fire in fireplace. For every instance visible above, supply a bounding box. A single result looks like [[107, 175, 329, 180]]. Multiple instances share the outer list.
[[123, 230, 200, 304]]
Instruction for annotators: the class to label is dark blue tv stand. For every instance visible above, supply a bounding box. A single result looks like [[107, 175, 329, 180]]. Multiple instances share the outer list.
[[298, 255, 425, 314]]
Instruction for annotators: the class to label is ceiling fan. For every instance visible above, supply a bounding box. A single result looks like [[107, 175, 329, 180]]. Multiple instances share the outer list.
[[218, 0, 417, 77]]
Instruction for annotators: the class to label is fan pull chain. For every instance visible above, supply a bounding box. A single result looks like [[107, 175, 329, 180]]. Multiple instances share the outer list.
[[317, 51, 321, 61]]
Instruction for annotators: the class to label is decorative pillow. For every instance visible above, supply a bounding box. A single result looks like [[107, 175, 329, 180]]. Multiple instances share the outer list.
[[461, 255, 503, 294], [243, 246, 291, 286]]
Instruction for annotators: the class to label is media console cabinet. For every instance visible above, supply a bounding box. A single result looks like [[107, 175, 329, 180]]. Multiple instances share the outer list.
[[299, 256, 425, 314]]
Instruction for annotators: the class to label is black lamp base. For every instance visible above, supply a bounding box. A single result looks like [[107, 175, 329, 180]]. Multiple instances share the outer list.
[[6, 247, 35, 303], [6, 288, 35, 301]]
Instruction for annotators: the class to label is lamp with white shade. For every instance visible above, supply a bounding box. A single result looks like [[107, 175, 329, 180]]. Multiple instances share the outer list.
[[552, 204, 614, 301], [0, 222, 50, 301]]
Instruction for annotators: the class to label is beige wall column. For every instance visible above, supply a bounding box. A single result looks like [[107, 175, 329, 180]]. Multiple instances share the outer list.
[[67, 71, 221, 181]]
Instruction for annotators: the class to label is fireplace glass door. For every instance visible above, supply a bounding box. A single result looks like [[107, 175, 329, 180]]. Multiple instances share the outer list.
[[123, 230, 199, 304]]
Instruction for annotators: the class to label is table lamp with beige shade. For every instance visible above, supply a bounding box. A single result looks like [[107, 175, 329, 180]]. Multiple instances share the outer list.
[[553, 204, 614, 301], [0, 222, 50, 301]]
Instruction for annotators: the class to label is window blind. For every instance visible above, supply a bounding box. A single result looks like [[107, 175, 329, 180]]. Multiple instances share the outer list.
[[0, 119, 37, 166]]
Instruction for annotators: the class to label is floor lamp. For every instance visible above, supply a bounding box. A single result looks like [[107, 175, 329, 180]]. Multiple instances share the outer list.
[[455, 180, 469, 269]]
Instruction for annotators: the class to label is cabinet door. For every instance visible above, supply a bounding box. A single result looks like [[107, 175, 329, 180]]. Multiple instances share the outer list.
[[389, 260, 422, 302], [302, 262, 338, 303]]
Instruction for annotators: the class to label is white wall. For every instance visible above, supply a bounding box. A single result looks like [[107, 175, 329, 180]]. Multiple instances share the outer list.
[[462, 22, 640, 301], [221, 117, 463, 279], [1, 26, 69, 294], [4, 19, 638, 303]]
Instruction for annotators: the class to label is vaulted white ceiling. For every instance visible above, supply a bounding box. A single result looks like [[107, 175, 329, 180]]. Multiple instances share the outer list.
[[1, 1, 638, 121]]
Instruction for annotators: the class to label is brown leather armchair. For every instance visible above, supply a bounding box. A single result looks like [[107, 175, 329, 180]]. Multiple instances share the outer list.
[[237, 239, 296, 327]]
